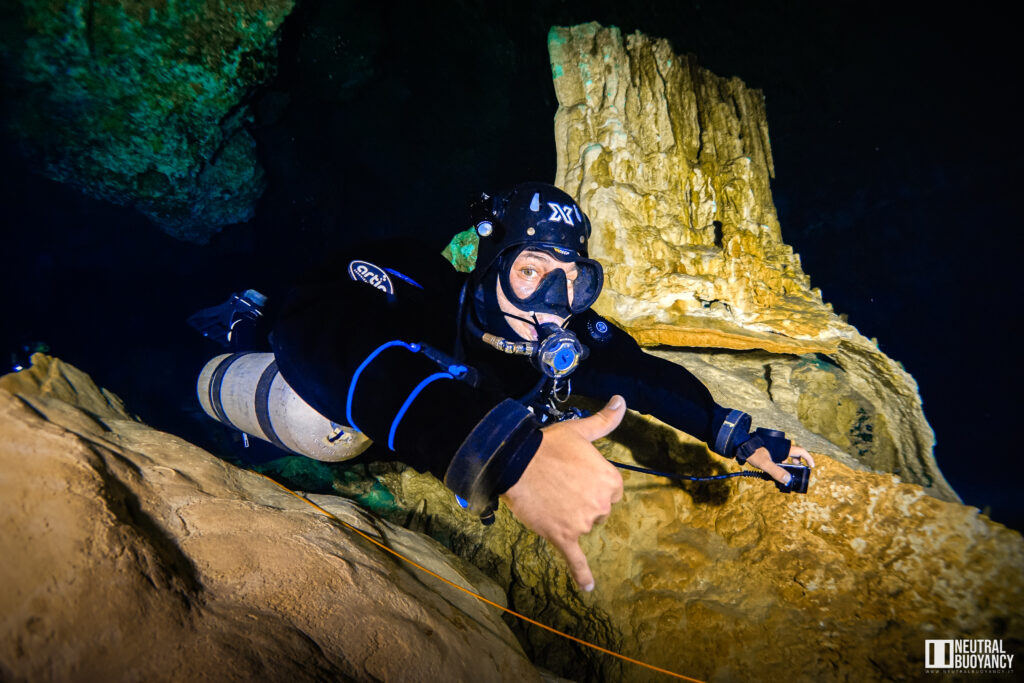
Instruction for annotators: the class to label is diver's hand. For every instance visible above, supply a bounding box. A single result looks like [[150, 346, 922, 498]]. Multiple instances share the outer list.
[[786, 445, 815, 468], [501, 396, 626, 593], [746, 444, 816, 486]]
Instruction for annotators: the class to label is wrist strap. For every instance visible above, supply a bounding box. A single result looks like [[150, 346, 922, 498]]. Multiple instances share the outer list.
[[734, 435, 765, 465], [754, 427, 791, 463]]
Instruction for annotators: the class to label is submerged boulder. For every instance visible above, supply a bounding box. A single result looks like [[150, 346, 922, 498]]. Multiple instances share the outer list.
[[0, 355, 544, 681], [0, 0, 296, 242]]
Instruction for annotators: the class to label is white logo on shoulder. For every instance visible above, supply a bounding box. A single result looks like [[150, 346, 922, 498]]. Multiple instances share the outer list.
[[348, 260, 394, 295], [547, 202, 576, 225]]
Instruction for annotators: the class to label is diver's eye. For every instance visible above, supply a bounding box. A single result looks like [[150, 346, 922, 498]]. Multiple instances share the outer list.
[[519, 267, 538, 279]]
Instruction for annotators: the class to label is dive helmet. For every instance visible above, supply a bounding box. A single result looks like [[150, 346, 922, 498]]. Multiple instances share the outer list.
[[470, 182, 603, 317]]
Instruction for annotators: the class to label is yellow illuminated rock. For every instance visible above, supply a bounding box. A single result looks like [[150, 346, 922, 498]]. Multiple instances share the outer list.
[[548, 22, 952, 501], [362, 428, 1023, 683]]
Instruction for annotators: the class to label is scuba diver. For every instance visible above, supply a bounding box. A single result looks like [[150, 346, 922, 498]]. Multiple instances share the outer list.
[[196, 181, 814, 593]]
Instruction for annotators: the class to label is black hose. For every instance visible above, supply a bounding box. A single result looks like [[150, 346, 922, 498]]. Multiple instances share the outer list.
[[608, 460, 774, 482], [608, 459, 811, 493]]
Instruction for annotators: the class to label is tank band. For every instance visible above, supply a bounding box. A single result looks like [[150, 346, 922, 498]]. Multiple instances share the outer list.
[[254, 359, 291, 453], [209, 352, 250, 431]]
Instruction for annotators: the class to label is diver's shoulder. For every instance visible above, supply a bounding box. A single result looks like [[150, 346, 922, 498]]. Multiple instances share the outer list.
[[291, 238, 464, 293]]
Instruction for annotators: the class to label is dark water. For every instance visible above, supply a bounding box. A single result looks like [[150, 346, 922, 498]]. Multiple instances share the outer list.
[[2, 1, 1020, 530]]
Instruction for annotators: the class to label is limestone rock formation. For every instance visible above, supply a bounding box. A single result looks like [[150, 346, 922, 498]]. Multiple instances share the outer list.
[[547, 23, 952, 501], [0, 355, 545, 682], [339, 412, 1024, 683], [0, 0, 296, 242], [3, 356, 1020, 682]]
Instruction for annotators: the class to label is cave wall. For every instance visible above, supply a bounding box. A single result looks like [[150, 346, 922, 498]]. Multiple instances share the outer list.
[[0, 0, 296, 242]]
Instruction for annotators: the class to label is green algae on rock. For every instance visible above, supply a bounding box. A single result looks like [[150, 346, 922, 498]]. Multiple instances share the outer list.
[[0, 0, 296, 242]]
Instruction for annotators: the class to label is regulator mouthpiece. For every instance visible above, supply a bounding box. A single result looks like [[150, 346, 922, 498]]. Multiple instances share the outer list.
[[534, 322, 586, 379], [471, 314, 587, 380]]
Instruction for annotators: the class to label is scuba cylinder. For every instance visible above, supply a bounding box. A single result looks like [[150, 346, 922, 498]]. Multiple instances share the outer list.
[[197, 352, 371, 462]]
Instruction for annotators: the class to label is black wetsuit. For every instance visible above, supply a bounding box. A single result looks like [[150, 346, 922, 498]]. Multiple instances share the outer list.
[[269, 242, 756, 511]]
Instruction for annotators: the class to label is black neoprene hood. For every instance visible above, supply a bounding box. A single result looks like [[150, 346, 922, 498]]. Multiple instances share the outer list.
[[471, 181, 594, 278]]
